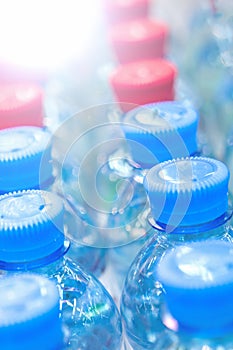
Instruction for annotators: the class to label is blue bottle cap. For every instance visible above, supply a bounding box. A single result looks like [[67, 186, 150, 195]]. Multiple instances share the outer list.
[[144, 156, 229, 227], [0, 273, 63, 350], [0, 126, 53, 193], [0, 190, 66, 266], [157, 240, 233, 335], [122, 101, 199, 168]]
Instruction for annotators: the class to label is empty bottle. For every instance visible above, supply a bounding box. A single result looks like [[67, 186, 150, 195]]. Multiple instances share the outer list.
[[155, 240, 233, 349], [121, 156, 233, 350], [0, 273, 64, 350], [0, 189, 123, 349]]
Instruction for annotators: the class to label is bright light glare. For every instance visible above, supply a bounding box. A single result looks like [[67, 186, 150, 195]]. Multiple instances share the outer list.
[[0, 0, 101, 71]]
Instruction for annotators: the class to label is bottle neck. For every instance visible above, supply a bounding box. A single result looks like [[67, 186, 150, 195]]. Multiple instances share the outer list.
[[149, 209, 233, 240], [0, 241, 70, 272]]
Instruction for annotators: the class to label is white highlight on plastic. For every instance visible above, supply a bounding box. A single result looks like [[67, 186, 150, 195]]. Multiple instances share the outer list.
[[0, 0, 101, 70]]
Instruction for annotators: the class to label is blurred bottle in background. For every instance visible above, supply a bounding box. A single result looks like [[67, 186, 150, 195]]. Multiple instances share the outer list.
[[109, 18, 168, 64], [0, 83, 44, 129], [150, 0, 233, 161], [103, 0, 150, 27]]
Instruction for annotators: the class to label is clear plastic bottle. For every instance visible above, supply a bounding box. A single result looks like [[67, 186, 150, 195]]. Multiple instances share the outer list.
[[155, 240, 233, 350], [121, 156, 233, 350], [0, 125, 106, 277], [0, 189, 123, 350], [0, 273, 64, 350], [103, 100, 199, 297]]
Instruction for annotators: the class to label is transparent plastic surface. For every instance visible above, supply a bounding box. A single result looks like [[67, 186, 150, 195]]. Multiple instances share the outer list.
[[0, 255, 122, 349], [140, 240, 233, 350], [49, 101, 201, 301], [0, 189, 122, 350], [121, 215, 233, 349], [0, 273, 64, 350]]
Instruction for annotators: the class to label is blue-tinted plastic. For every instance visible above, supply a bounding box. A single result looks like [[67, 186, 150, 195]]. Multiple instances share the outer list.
[[148, 240, 233, 349], [157, 240, 233, 334], [0, 190, 65, 264], [0, 274, 63, 350], [122, 101, 199, 168], [0, 125, 105, 277], [0, 190, 123, 350], [0, 126, 53, 193], [225, 127, 233, 199], [121, 157, 233, 350], [144, 156, 229, 227], [97, 102, 200, 297]]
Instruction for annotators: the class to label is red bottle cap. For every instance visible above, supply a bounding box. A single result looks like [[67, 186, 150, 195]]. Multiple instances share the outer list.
[[110, 59, 177, 112], [104, 0, 150, 26], [0, 83, 44, 129], [110, 18, 169, 64]]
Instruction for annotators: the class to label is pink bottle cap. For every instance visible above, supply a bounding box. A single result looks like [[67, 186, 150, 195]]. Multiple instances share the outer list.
[[0, 83, 44, 129], [110, 19, 168, 63], [110, 59, 177, 112], [104, 0, 150, 26]]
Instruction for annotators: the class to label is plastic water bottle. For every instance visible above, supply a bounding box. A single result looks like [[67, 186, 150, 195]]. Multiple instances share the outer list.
[[56, 99, 199, 302], [0, 125, 106, 277], [104, 100, 199, 297], [155, 240, 233, 349], [121, 156, 233, 350], [0, 189, 123, 349], [0, 82, 44, 128], [0, 273, 64, 350]]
